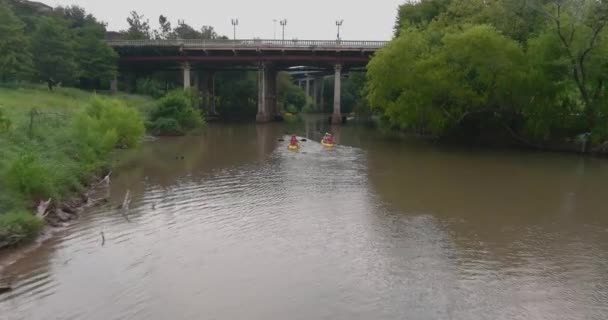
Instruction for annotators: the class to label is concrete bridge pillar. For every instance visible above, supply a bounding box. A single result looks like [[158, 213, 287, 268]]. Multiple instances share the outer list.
[[257, 63, 278, 122], [267, 68, 278, 118], [305, 78, 311, 98], [332, 64, 342, 124], [201, 71, 217, 115], [110, 75, 118, 94], [182, 62, 191, 89], [313, 76, 323, 111]]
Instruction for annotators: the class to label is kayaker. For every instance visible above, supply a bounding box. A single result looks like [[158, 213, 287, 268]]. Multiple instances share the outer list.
[[323, 133, 334, 144], [290, 135, 299, 146]]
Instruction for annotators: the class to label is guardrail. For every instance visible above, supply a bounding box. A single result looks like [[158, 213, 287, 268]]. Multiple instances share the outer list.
[[107, 39, 389, 50]]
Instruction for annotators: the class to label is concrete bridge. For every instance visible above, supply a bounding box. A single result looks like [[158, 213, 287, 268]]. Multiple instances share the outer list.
[[108, 39, 388, 123]]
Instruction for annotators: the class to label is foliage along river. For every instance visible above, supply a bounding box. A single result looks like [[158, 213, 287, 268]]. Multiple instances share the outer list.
[[1, 115, 608, 320]]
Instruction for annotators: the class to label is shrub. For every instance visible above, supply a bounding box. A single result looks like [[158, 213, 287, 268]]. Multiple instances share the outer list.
[[0, 108, 10, 132], [0, 211, 44, 246], [150, 117, 183, 136], [136, 78, 165, 98], [84, 97, 145, 149], [4, 152, 55, 201], [286, 104, 298, 114], [151, 90, 204, 135]]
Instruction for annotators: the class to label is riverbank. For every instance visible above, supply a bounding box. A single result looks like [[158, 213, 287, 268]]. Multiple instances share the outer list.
[[0, 85, 151, 249]]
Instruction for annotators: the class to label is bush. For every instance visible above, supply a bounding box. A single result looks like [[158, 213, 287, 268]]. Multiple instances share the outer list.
[[0, 108, 10, 132], [286, 104, 298, 114], [85, 97, 146, 149], [151, 90, 204, 135], [150, 117, 183, 136], [136, 78, 165, 98], [0, 211, 44, 246], [4, 153, 55, 202]]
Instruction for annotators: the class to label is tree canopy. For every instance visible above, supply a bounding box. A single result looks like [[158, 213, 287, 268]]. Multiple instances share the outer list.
[[0, 2, 33, 82], [369, 0, 608, 145]]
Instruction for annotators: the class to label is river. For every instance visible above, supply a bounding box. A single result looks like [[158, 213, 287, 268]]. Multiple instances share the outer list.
[[1, 116, 608, 320]]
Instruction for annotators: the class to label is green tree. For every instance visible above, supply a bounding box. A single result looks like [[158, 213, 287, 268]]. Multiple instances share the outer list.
[[0, 2, 33, 82], [156, 15, 172, 39], [32, 17, 78, 89], [172, 20, 202, 39], [74, 25, 118, 87], [538, 0, 608, 141], [368, 25, 528, 136], [201, 26, 219, 39], [395, 0, 451, 35], [123, 11, 151, 40]]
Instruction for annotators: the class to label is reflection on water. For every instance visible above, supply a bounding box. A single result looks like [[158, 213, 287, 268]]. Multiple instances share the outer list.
[[1, 116, 608, 320]]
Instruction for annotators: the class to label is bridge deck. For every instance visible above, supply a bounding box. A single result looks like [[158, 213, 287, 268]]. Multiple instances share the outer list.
[[107, 39, 389, 51]]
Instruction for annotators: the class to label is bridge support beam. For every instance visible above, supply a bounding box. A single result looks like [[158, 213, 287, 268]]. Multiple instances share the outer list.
[[313, 76, 323, 111], [182, 62, 191, 89], [331, 64, 342, 124], [201, 71, 217, 116], [257, 63, 278, 123], [305, 78, 311, 98], [110, 75, 118, 94]]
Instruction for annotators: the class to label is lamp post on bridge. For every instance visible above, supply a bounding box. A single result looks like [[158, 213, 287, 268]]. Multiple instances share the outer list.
[[273, 19, 277, 40], [336, 19, 344, 42], [231, 18, 239, 41], [280, 19, 287, 41]]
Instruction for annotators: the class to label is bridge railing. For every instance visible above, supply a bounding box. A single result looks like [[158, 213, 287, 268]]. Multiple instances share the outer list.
[[107, 39, 389, 50]]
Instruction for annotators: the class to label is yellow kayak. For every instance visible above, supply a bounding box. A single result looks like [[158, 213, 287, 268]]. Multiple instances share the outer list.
[[321, 140, 336, 148], [288, 144, 300, 151]]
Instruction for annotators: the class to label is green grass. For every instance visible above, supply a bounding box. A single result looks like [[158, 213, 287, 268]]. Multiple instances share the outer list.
[[0, 211, 44, 247], [0, 85, 150, 247]]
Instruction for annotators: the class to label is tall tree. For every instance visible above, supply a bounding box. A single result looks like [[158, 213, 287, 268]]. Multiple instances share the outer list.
[[172, 20, 201, 39], [124, 11, 151, 40], [54, 5, 117, 88], [74, 25, 118, 87], [200, 26, 219, 39], [0, 2, 33, 82], [156, 15, 172, 39], [32, 17, 78, 89]]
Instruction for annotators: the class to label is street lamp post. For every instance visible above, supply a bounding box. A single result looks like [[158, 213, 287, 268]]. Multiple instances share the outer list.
[[273, 19, 277, 40], [336, 19, 344, 42], [280, 19, 287, 41], [231, 18, 239, 41]]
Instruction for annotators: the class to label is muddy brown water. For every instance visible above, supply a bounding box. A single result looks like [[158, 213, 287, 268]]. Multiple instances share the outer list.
[[1, 116, 608, 320]]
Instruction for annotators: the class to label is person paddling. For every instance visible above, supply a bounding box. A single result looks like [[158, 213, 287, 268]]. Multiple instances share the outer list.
[[322, 133, 334, 145], [290, 135, 299, 146]]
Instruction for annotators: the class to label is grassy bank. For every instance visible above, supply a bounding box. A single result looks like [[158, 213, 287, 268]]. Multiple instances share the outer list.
[[0, 85, 152, 248]]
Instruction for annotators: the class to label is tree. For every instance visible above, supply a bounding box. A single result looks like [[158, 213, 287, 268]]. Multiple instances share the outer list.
[[538, 0, 608, 140], [156, 15, 172, 39], [124, 11, 151, 40], [53, 5, 117, 88], [74, 25, 118, 87], [0, 2, 33, 82], [367, 25, 528, 136], [172, 20, 201, 39], [395, 0, 451, 35], [200, 26, 219, 39], [31, 17, 78, 89]]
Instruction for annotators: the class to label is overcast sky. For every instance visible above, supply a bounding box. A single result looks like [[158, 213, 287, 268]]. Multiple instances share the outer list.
[[45, 0, 402, 40]]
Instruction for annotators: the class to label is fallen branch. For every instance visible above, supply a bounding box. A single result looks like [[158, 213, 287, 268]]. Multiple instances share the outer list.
[[36, 198, 52, 219], [121, 190, 132, 222], [0, 285, 11, 295], [122, 190, 131, 210], [100, 231, 105, 246]]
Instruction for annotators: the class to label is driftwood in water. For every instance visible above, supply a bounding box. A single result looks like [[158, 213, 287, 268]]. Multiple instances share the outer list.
[[0, 286, 11, 294], [122, 190, 131, 210], [36, 198, 52, 219], [120, 190, 132, 222], [0, 279, 12, 295], [100, 231, 105, 246]]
